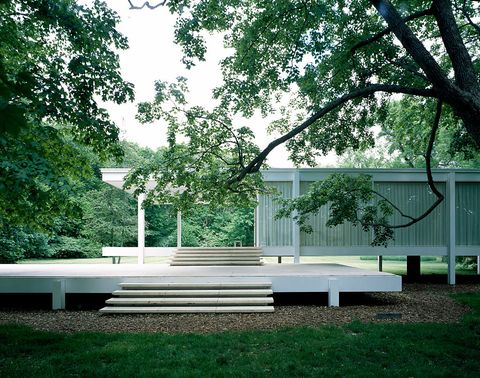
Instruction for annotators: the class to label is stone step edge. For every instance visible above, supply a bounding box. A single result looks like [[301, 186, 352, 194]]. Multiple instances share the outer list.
[[99, 306, 275, 313], [176, 247, 262, 250], [113, 289, 273, 297], [120, 282, 272, 289], [106, 297, 274, 305], [172, 256, 260, 261], [169, 262, 264, 266], [173, 253, 262, 256]]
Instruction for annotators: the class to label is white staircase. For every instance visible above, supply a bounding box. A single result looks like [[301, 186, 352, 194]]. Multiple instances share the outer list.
[[100, 281, 274, 313], [170, 247, 263, 266]]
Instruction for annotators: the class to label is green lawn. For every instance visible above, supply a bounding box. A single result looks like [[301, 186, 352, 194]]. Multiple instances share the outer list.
[[0, 293, 479, 377]]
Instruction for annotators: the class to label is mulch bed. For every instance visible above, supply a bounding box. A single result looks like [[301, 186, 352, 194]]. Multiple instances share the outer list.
[[0, 283, 478, 334]]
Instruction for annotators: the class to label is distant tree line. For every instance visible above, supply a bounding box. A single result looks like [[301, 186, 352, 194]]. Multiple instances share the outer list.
[[0, 141, 254, 263]]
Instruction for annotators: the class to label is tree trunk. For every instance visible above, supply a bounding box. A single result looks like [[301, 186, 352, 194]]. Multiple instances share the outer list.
[[406, 256, 421, 281]]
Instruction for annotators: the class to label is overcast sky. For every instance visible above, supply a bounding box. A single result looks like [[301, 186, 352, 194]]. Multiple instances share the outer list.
[[103, 1, 339, 167]]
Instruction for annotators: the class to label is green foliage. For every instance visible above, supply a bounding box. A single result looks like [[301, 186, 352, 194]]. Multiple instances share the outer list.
[[141, 0, 480, 245], [0, 0, 134, 230], [167, 0, 462, 160], [50, 236, 101, 259], [130, 77, 265, 211], [276, 173, 394, 246], [0, 124, 91, 229], [340, 97, 480, 169], [0, 222, 52, 263], [145, 205, 177, 247], [102, 141, 156, 169], [79, 185, 137, 247], [145, 205, 254, 248]]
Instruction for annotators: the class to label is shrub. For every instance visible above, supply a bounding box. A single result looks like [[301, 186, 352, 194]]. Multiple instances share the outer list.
[[23, 233, 52, 259], [0, 225, 52, 263], [0, 236, 24, 263], [51, 237, 102, 259]]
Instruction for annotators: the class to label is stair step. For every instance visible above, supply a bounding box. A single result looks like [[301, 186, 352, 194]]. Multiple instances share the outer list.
[[173, 253, 262, 256], [113, 289, 273, 297], [170, 261, 263, 266], [120, 282, 271, 289], [176, 247, 261, 251], [100, 305, 275, 314], [106, 297, 274, 305], [172, 257, 261, 261]]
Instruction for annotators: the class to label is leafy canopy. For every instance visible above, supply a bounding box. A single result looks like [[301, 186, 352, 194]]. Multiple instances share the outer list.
[[130, 0, 479, 244], [0, 0, 134, 229]]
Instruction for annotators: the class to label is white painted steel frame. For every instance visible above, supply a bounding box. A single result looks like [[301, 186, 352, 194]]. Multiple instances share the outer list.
[[100, 168, 480, 284], [259, 168, 480, 285]]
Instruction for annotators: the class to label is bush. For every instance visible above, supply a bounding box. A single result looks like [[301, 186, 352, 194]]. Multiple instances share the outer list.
[[0, 225, 52, 263], [51, 237, 102, 259], [0, 236, 24, 263], [23, 233, 52, 259], [456, 256, 477, 270]]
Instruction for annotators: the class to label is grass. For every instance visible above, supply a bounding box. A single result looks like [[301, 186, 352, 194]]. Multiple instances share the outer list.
[[0, 293, 479, 377]]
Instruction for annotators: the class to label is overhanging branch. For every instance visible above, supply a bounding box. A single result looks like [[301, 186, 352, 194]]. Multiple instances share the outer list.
[[366, 100, 445, 230], [350, 8, 433, 55], [128, 0, 167, 10], [370, 0, 454, 95], [227, 84, 437, 185]]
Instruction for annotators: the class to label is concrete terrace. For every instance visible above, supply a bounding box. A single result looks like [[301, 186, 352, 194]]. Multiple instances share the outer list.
[[0, 263, 401, 309]]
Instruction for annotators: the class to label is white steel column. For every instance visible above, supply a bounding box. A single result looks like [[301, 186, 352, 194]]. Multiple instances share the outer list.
[[52, 279, 66, 310], [447, 172, 456, 285], [292, 171, 301, 264], [177, 210, 182, 248], [254, 206, 258, 247], [137, 193, 145, 265]]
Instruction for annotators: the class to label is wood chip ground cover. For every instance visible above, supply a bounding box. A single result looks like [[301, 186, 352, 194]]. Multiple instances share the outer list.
[[0, 284, 478, 334]]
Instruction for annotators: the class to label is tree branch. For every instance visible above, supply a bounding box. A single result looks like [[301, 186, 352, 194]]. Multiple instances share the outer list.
[[227, 84, 437, 185], [371, 190, 416, 221], [365, 100, 445, 230], [385, 56, 429, 83], [370, 0, 455, 95], [128, 0, 167, 10], [460, 0, 480, 36], [350, 8, 433, 55], [432, 0, 479, 94]]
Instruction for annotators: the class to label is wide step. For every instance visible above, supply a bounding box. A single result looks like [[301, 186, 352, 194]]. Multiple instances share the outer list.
[[174, 253, 260, 259], [101, 280, 274, 314], [170, 247, 264, 266], [106, 297, 274, 305], [170, 261, 263, 266], [100, 306, 274, 313], [120, 282, 272, 289], [113, 289, 273, 297]]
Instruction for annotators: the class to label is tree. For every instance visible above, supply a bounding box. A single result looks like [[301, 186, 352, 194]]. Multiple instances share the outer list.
[[128, 0, 480, 246], [339, 97, 480, 169], [0, 0, 134, 230], [80, 185, 137, 248]]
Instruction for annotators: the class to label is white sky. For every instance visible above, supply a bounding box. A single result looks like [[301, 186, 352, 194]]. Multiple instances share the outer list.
[[103, 1, 339, 167]]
